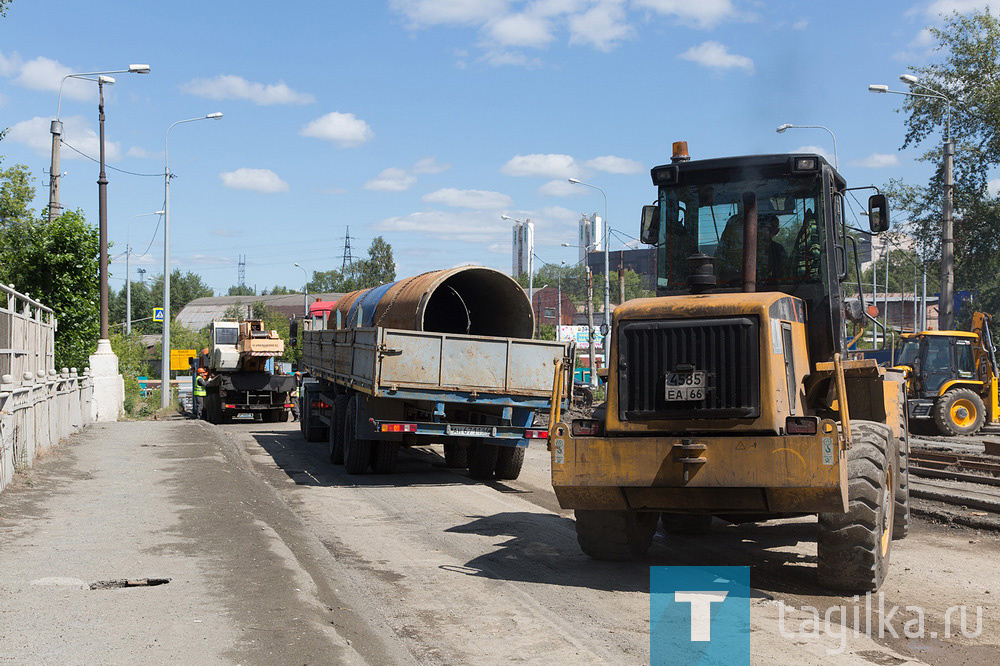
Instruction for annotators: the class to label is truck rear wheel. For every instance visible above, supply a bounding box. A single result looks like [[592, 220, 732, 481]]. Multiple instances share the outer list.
[[277, 409, 290, 423], [494, 445, 525, 480], [933, 388, 986, 436], [468, 439, 499, 480], [574, 510, 658, 561], [817, 421, 897, 592], [328, 395, 349, 465], [342, 395, 372, 474], [371, 442, 399, 474], [443, 441, 468, 468], [302, 386, 327, 442]]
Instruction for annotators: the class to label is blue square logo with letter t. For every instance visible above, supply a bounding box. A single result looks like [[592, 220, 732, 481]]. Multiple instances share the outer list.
[[650, 566, 751, 665]]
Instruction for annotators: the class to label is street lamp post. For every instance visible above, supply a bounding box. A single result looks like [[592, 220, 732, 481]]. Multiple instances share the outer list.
[[568, 178, 610, 337], [126, 210, 164, 334], [161, 113, 223, 408], [775, 123, 839, 169], [49, 64, 150, 222], [869, 76, 955, 329], [293, 263, 309, 318]]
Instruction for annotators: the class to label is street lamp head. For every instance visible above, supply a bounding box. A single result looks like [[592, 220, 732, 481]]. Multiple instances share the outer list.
[[293, 262, 301, 268], [501, 215, 512, 221], [561, 242, 571, 247], [154, 210, 165, 215], [206, 112, 223, 119], [128, 64, 151, 74], [568, 178, 581, 184], [868, 84, 889, 93], [98, 75, 116, 85], [776, 123, 792, 133], [899, 74, 918, 85]]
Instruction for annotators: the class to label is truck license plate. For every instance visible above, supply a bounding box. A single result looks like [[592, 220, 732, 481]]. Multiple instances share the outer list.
[[664, 371, 706, 401], [446, 425, 493, 437]]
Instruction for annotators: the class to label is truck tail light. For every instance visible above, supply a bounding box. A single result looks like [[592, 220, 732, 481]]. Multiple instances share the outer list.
[[525, 429, 548, 439], [380, 423, 417, 433], [283, 403, 295, 408], [224, 404, 236, 410], [786, 416, 819, 435], [571, 419, 603, 437]]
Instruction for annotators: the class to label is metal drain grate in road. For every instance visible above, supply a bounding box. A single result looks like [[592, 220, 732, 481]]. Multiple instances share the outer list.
[[89, 578, 171, 590]]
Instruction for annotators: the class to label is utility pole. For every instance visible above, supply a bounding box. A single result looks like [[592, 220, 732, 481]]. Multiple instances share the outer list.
[[586, 267, 597, 388], [941, 139, 955, 330], [48, 120, 62, 221], [618, 251, 626, 305], [921, 265, 927, 331]]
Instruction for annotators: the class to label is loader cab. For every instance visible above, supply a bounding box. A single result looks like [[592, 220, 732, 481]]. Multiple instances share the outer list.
[[641, 147, 887, 365], [896, 332, 978, 398]]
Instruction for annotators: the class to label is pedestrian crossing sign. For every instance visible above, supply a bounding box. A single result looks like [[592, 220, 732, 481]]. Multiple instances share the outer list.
[[153, 307, 164, 323]]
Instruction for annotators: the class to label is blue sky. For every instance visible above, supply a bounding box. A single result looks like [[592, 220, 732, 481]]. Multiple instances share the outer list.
[[0, 1, 987, 295]]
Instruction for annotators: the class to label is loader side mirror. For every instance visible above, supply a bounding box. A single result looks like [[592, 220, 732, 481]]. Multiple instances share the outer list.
[[868, 194, 890, 233], [289, 319, 298, 347], [640, 204, 660, 245]]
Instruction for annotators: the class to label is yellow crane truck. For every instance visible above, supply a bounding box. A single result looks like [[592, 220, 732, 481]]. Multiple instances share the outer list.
[[549, 143, 909, 592], [895, 311, 999, 436]]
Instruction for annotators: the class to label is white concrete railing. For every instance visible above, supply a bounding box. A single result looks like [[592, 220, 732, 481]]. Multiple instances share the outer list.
[[0, 370, 93, 492], [1, 284, 93, 493]]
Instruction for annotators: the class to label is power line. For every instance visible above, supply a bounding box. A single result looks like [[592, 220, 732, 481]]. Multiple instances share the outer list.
[[59, 140, 162, 177]]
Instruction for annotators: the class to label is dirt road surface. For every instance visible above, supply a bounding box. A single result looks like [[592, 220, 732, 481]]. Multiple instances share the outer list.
[[1, 417, 998, 664]]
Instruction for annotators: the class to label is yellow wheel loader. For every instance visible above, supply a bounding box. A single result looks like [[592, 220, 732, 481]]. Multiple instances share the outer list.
[[548, 143, 909, 592], [895, 311, 999, 436]]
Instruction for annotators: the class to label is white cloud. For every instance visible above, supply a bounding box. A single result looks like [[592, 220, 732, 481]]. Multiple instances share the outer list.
[[989, 178, 1000, 198], [792, 19, 808, 30], [365, 167, 417, 191], [488, 12, 554, 48], [6, 115, 122, 161], [0, 51, 21, 76], [126, 146, 158, 159], [923, 1, 995, 18], [300, 111, 374, 147], [422, 188, 513, 209], [181, 75, 314, 105], [219, 168, 289, 193], [568, 1, 632, 52], [391, 0, 510, 26], [851, 153, 900, 168], [538, 179, 583, 197], [412, 156, 451, 174], [585, 155, 643, 174], [502, 153, 579, 178], [678, 41, 754, 74], [375, 205, 578, 245], [793, 144, 834, 164], [633, 0, 739, 29], [14, 56, 93, 100]]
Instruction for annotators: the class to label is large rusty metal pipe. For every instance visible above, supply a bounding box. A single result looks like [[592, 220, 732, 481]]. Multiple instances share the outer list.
[[334, 266, 534, 338], [742, 192, 758, 293]]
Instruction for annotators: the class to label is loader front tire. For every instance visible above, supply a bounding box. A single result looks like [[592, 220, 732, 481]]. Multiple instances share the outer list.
[[817, 421, 897, 592], [933, 388, 985, 436]]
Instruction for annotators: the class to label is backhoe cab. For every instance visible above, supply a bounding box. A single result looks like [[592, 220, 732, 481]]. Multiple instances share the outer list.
[[549, 142, 909, 592], [895, 311, 999, 436]]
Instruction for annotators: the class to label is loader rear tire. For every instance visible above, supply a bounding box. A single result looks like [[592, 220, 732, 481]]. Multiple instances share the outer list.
[[494, 445, 525, 480], [468, 439, 499, 480], [342, 395, 372, 474], [660, 513, 713, 535], [894, 397, 911, 540], [817, 421, 897, 592], [574, 509, 658, 561], [933, 388, 985, 436]]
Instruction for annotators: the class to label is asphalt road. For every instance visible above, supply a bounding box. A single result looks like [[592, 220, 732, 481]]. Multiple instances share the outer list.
[[1, 417, 998, 664]]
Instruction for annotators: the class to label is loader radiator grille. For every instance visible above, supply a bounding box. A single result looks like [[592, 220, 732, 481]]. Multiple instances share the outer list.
[[617, 317, 760, 420]]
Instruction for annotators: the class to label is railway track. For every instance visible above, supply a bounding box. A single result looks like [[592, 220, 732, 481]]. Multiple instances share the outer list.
[[908, 441, 1000, 518]]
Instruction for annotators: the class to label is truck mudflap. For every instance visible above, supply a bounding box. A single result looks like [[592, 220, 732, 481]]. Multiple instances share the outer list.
[[548, 419, 848, 514], [364, 419, 548, 447]]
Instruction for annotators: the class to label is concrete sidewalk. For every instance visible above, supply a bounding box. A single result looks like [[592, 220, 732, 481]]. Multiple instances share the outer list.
[[0, 417, 365, 665]]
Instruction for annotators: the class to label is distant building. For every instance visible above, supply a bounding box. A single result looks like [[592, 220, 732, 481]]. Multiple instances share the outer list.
[[511, 219, 534, 278], [578, 213, 604, 260], [176, 292, 345, 331]]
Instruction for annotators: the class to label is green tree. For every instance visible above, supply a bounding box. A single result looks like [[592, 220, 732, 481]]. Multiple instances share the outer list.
[[0, 210, 100, 369], [0, 160, 34, 226], [890, 9, 1000, 315], [149, 269, 214, 314], [227, 284, 255, 296], [261, 285, 296, 295]]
